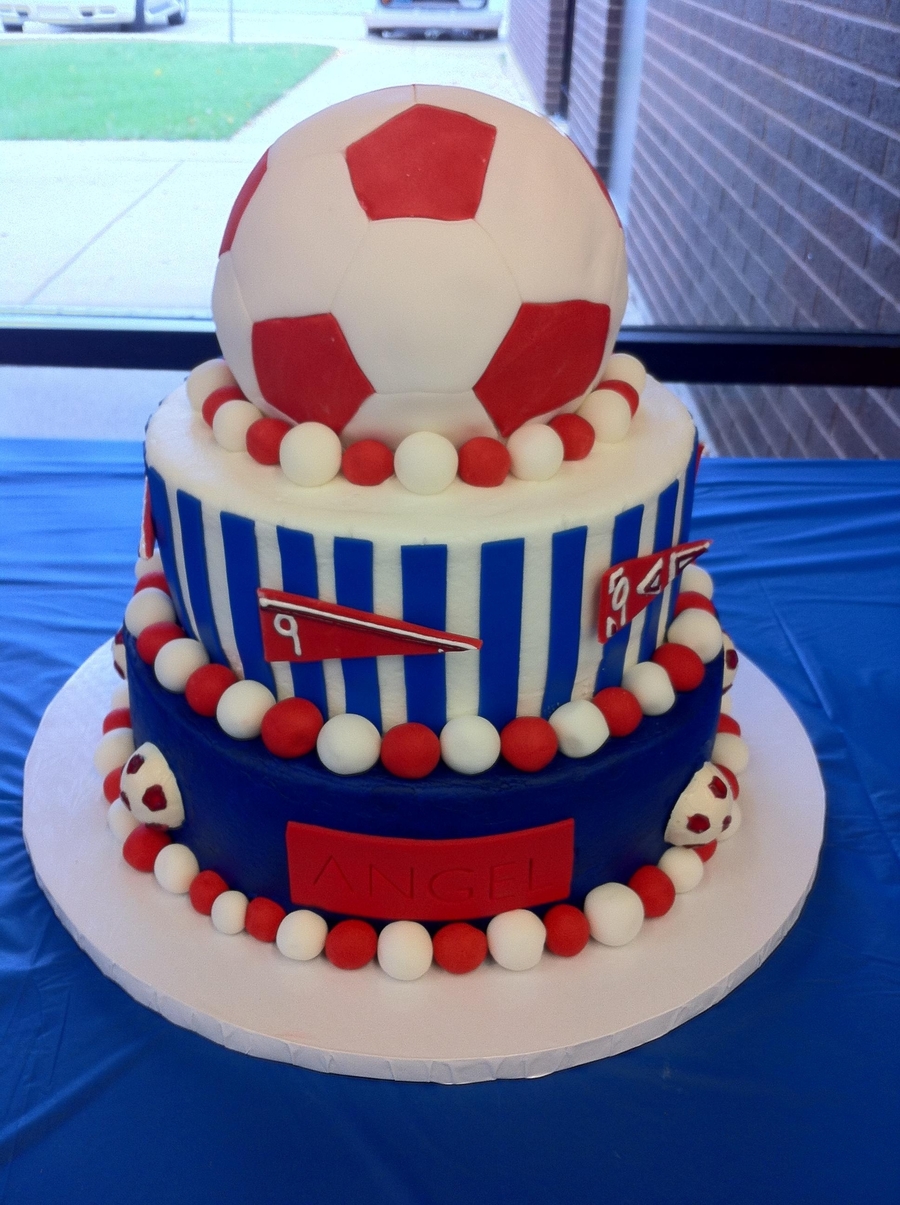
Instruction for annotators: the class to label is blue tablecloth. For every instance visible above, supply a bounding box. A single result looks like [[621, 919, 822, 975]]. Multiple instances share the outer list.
[[2, 441, 899, 1204]]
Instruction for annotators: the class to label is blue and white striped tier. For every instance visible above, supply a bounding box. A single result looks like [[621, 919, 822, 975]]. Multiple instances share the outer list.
[[145, 381, 698, 732]]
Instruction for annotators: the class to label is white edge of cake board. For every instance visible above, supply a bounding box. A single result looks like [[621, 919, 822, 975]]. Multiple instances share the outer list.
[[23, 645, 825, 1084]]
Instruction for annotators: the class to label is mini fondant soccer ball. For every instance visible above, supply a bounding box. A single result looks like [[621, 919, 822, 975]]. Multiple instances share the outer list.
[[213, 85, 627, 449], [119, 743, 185, 829], [664, 762, 734, 847]]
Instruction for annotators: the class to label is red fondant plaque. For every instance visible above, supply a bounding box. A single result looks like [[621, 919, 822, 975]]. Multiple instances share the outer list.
[[598, 538, 712, 642], [285, 819, 575, 921]]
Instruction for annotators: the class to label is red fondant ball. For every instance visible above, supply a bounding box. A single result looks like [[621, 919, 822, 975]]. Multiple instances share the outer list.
[[189, 869, 229, 915], [201, 384, 244, 426], [674, 591, 717, 617], [715, 763, 740, 799], [102, 707, 132, 734], [500, 716, 558, 772], [245, 897, 287, 943], [261, 697, 324, 758], [341, 439, 394, 486], [102, 765, 123, 804], [628, 865, 676, 918], [692, 840, 717, 862], [717, 714, 741, 736], [548, 413, 595, 460], [246, 416, 291, 465], [458, 437, 512, 487], [543, 904, 590, 957], [652, 643, 705, 692], [592, 687, 642, 737], [380, 722, 441, 779], [325, 919, 377, 970], [122, 825, 171, 872], [185, 663, 239, 716], [433, 923, 488, 974], [136, 621, 186, 665], [133, 572, 170, 596]]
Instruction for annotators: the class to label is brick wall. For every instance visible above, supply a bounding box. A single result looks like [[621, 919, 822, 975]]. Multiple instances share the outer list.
[[623, 0, 900, 457], [506, 0, 572, 114], [565, 0, 625, 175]]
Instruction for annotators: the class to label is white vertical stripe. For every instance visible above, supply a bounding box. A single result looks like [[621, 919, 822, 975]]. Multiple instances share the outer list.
[[444, 540, 481, 720], [254, 521, 293, 701], [516, 531, 552, 717], [623, 494, 660, 672], [314, 535, 346, 717], [654, 464, 689, 648], [573, 517, 615, 701], [164, 480, 199, 641], [373, 542, 406, 731], [201, 503, 242, 677]]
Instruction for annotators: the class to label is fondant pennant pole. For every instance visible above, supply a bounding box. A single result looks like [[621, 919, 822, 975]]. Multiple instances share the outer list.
[[598, 538, 712, 642], [258, 588, 482, 664]]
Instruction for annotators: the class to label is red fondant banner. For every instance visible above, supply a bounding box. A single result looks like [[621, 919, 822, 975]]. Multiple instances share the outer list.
[[598, 538, 711, 643], [258, 588, 481, 664], [285, 819, 575, 921]]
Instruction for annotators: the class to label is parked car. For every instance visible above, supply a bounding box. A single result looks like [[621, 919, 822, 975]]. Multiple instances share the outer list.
[[0, 0, 186, 33], [366, 0, 500, 39]]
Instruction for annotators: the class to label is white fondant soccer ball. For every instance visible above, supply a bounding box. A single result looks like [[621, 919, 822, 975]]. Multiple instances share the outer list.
[[213, 85, 627, 449]]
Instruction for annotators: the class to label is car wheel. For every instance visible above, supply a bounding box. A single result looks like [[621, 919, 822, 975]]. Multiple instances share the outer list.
[[2, 20, 24, 29], [127, 0, 147, 31], [167, 0, 186, 24]]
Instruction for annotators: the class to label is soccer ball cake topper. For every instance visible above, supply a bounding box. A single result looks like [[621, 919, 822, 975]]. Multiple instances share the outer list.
[[212, 85, 627, 449]]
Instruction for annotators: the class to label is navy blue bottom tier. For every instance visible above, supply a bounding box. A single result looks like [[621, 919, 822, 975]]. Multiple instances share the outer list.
[[126, 637, 722, 923]]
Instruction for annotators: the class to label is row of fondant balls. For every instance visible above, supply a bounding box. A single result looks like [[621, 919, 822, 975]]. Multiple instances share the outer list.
[[118, 556, 749, 780], [186, 354, 646, 495]]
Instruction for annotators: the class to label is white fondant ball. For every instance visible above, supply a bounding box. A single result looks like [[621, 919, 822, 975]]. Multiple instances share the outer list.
[[720, 692, 733, 715], [153, 843, 200, 894], [154, 638, 209, 693], [216, 679, 276, 740], [507, 423, 564, 481], [377, 920, 433, 981], [681, 562, 714, 599], [584, 882, 644, 946], [668, 608, 723, 664], [713, 732, 750, 775], [94, 727, 135, 775], [211, 890, 248, 935], [622, 661, 676, 715], [279, 422, 342, 487], [276, 910, 328, 961], [439, 714, 501, 774], [719, 800, 742, 840], [107, 797, 139, 841], [111, 682, 130, 710], [549, 699, 610, 758], [316, 713, 382, 775], [603, 352, 646, 395], [486, 909, 546, 971], [578, 388, 632, 443], [134, 551, 163, 579], [393, 431, 458, 495], [658, 846, 704, 893], [212, 398, 260, 452], [186, 357, 237, 410], [124, 586, 176, 637]]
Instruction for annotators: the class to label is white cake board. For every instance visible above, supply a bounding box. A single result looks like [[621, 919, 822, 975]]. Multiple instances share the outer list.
[[23, 645, 824, 1084]]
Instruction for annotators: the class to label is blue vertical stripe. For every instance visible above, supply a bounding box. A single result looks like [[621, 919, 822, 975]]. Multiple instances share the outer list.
[[478, 538, 525, 729], [220, 511, 275, 692], [594, 504, 645, 691], [401, 544, 448, 731], [276, 527, 328, 714], [638, 480, 680, 664], [668, 434, 700, 626], [541, 527, 588, 718], [333, 537, 382, 730], [145, 467, 194, 638], [176, 491, 228, 665]]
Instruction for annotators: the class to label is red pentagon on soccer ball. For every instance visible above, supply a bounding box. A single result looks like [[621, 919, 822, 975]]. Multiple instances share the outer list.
[[122, 825, 171, 873], [717, 714, 741, 736], [674, 591, 717, 617], [219, 149, 268, 255], [380, 722, 441, 779], [261, 697, 324, 758], [245, 897, 286, 943], [548, 413, 595, 460], [102, 707, 131, 734], [652, 643, 705, 692], [185, 663, 239, 716], [433, 923, 488, 974], [246, 417, 291, 465], [342, 439, 394, 486], [592, 687, 642, 737], [458, 436, 511, 486], [136, 622, 186, 665], [345, 104, 497, 221], [500, 717, 558, 772], [133, 572, 170, 596], [543, 904, 590, 957], [715, 763, 740, 799], [189, 869, 229, 915], [325, 919, 377, 970], [628, 865, 676, 918]]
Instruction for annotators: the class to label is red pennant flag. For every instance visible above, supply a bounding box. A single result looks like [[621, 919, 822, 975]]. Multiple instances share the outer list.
[[598, 538, 711, 643], [258, 588, 482, 664]]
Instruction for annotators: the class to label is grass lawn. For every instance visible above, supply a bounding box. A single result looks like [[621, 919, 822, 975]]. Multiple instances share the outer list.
[[0, 42, 334, 139]]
